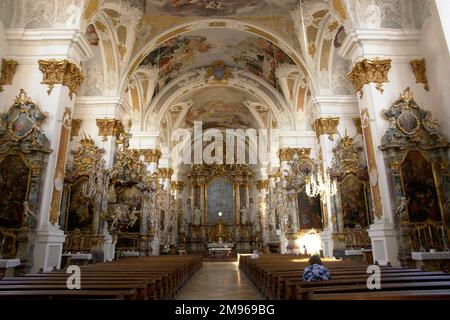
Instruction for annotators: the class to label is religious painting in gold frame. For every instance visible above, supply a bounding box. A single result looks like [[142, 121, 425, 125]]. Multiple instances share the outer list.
[[339, 174, 370, 228], [400, 150, 443, 223], [66, 177, 95, 232], [0, 153, 32, 228], [297, 186, 323, 230]]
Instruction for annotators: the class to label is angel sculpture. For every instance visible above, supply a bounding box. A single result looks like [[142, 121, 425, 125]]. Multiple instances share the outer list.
[[22, 201, 35, 228], [128, 207, 139, 227], [395, 197, 409, 224]]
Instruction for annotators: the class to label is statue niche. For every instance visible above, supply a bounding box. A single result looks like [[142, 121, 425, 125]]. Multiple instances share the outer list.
[[0, 90, 52, 268], [380, 88, 450, 267]]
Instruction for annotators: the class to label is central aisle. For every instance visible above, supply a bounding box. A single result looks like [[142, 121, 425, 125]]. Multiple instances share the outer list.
[[176, 261, 262, 300]]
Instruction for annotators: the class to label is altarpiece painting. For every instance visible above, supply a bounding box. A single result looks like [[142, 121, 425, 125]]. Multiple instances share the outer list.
[[380, 88, 450, 266], [0, 90, 51, 265]]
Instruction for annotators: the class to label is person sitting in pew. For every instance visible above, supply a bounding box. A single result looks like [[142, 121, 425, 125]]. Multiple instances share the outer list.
[[303, 255, 331, 282]]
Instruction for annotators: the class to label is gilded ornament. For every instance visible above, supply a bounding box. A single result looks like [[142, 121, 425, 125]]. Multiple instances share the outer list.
[[38, 59, 84, 99], [206, 60, 233, 82], [347, 58, 391, 98], [332, 132, 362, 174], [353, 117, 362, 135], [0, 59, 18, 92], [71, 135, 105, 177], [158, 168, 174, 179], [171, 181, 185, 191], [141, 149, 162, 163], [315, 117, 340, 140], [70, 119, 82, 140], [96, 119, 124, 141], [256, 180, 269, 190], [410, 59, 429, 91]]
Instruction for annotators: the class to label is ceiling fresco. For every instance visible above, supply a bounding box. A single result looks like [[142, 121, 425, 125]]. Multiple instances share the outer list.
[[139, 28, 295, 96], [144, 0, 299, 17], [177, 87, 261, 129]]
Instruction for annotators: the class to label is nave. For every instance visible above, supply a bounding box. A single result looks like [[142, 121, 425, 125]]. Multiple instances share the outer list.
[[1, 254, 450, 300], [175, 262, 261, 300]]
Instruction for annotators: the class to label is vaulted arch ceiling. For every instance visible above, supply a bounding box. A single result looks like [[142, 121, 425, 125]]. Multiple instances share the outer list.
[[139, 28, 296, 98]]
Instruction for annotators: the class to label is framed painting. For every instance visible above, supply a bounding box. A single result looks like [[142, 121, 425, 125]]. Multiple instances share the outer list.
[[0, 154, 31, 228], [401, 151, 442, 223], [340, 175, 370, 228], [297, 188, 322, 230]]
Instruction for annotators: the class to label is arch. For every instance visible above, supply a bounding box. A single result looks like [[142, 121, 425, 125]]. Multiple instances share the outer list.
[[119, 18, 313, 96], [143, 71, 295, 132]]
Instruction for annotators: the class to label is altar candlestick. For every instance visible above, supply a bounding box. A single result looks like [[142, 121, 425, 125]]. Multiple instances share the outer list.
[[428, 225, 433, 249], [417, 228, 424, 252], [442, 225, 449, 251]]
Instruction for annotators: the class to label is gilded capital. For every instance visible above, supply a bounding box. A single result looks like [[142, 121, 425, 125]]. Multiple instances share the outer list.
[[141, 149, 162, 163], [353, 117, 362, 135], [410, 59, 429, 91], [315, 117, 340, 140], [38, 59, 84, 99], [171, 181, 185, 191], [279, 148, 312, 161], [0, 59, 18, 92], [158, 168, 174, 179], [256, 180, 269, 190], [70, 119, 82, 140], [96, 119, 124, 141], [347, 58, 391, 98]]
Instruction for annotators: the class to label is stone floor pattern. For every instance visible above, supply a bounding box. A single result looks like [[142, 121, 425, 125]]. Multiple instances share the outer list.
[[176, 262, 262, 300]]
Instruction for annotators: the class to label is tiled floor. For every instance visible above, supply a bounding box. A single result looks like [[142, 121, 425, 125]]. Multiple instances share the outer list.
[[176, 262, 262, 300]]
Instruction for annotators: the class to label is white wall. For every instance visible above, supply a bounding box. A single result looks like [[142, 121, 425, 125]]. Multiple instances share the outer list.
[[420, 2, 450, 141]]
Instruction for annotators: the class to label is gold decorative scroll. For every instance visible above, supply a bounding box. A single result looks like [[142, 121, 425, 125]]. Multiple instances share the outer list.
[[410, 59, 429, 91], [96, 118, 124, 141], [347, 58, 391, 98], [353, 117, 362, 135], [315, 117, 340, 140], [50, 107, 72, 224], [158, 168, 174, 179], [70, 119, 82, 140], [0, 59, 18, 92], [141, 149, 162, 163], [38, 59, 84, 99], [256, 180, 269, 190]]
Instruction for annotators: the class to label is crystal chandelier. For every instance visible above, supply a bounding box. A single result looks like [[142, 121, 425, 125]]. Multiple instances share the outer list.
[[305, 169, 337, 206]]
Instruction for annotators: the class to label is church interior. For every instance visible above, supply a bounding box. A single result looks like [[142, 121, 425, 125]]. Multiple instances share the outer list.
[[0, 0, 450, 301]]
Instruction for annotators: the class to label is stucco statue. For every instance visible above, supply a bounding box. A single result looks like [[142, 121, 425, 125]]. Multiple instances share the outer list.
[[240, 206, 248, 224], [193, 207, 202, 225]]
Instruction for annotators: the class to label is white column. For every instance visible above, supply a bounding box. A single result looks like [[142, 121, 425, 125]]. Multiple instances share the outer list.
[[1, 29, 93, 272], [339, 29, 427, 266]]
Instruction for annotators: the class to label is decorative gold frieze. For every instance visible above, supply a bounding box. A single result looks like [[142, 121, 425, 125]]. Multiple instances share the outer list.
[[353, 117, 362, 135], [314, 117, 340, 140], [410, 58, 429, 91], [38, 59, 84, 99], [279, 147, 312, 161], [256, 180, 269, 190], [96, 119, 124, 141], [158, 168, 174, 179], [0, 59, 18, 92], [70, 119, 82, 140], [347, 58, 392, 98], [141, 149, 162, 163]]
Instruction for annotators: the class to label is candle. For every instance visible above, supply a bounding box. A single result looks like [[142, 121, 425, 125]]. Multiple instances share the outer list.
[[429, 225, 433, 247], [417, 228, 423, 251]]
